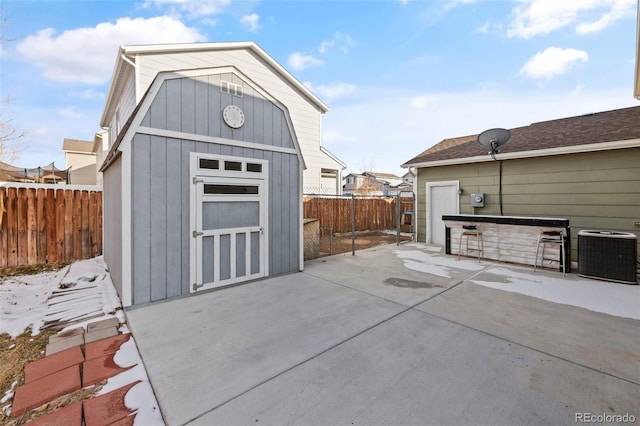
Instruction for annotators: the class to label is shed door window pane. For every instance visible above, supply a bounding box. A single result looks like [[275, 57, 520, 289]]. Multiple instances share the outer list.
[[247, 163, 262, 173], [204, 185, 258, 195], [225, 161, 242, 171], [199, 159, 219, 170]]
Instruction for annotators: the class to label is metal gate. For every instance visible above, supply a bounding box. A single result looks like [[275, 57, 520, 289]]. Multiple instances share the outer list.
[[190, 155, 268, 292]]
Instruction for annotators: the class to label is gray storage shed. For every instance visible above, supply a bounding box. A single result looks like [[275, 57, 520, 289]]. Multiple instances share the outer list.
[[101, 67, 305, 307]]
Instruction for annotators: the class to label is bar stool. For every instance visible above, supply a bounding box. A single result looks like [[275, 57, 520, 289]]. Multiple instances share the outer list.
[[533, 230, 566, 275], [458, 225, 483, 262]]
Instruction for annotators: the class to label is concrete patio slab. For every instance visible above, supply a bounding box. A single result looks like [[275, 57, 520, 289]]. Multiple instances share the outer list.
[[303, 244, 482, 306], [125, 243, 640, 425], [126, 271, 407, 425], [193, 309, 638, 425], [416, 277, 640, 384]]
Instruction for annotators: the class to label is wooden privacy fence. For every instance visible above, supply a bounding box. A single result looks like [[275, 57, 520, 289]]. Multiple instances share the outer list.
[[0, 186, 102, 268], [303, 195, 413, 234]]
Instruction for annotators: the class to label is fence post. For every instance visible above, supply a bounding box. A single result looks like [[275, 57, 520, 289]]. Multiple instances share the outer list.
[[351, 194, 355, 256], [396, 193, 401, 246]]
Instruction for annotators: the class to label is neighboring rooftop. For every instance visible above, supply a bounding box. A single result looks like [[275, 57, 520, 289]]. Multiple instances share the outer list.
[[62, 139, 95, 154], [403, 106, 640, 167]]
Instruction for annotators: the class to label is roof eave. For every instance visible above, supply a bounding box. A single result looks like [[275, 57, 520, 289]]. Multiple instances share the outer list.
[[403, 138, 640, 168], [100, 46, 128, 127]]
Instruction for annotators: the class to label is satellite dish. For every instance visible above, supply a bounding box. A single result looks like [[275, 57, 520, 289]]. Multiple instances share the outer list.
[[478, 128, 511, 160]]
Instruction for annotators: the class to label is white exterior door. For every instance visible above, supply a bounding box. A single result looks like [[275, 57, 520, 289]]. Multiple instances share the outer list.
[[190, 154, 268, 293], [426, 181, 459, 245]]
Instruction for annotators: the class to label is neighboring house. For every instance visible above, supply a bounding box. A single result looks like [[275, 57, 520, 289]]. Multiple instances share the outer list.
[[343, 171, 404, 196], [99, 42, 345, 195], [343, 173, 365, 195], [63, 138, 99, 185], [402, 106, 640, 264], [100, 42, 314, 307]]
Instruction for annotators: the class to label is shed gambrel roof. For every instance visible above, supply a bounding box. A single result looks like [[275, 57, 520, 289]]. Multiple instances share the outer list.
[[403, 106, 640, 168], [101, 41, 329, 127]]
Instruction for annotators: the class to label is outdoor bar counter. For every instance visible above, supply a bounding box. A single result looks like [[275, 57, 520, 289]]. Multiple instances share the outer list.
[[443, 214, 571, 272]]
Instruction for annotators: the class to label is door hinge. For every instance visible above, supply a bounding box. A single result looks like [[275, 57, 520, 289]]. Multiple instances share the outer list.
[[192, 230, 203, 237], [192, 282, 204, 291], [193, 177, 204, 184]]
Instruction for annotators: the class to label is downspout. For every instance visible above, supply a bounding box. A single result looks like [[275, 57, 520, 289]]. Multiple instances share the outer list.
[[410, 167, 418, 243], [120, 53, 135, 68]]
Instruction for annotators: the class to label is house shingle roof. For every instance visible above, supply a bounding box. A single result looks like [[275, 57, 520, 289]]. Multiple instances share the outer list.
[[403, 106, 640, 166], [63, 138, 95, 153]]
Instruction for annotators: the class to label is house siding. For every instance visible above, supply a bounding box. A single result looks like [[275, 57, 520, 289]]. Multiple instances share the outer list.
[[134, 50, 342, 192], [102, 156, 123, 299], [416, 147, 640, 263], [66, 152, 97, 185], [129, 74, 300, 305]]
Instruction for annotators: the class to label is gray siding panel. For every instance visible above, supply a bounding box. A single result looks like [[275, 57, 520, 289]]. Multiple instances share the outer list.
[[181, 78, 196, 134], [181, 140, 196, 295], [132, 134, 152, 305], [166, 79, 181, 132], [150, 135, 168, 302], [131, 136, 301, 303], [103, 156, 122, 298], [148, 75, 295, 149]]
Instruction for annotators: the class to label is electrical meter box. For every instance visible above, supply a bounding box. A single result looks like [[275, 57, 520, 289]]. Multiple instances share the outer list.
[[470, 193, 485, 207]]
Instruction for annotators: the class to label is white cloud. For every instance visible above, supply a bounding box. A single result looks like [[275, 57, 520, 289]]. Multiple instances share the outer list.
[[318, 33, 356, 55], [476, 20, 502, 34], [304, 82, 356, 100], [240, 13, 260, 32], [288, 52, 323, 71], [508, 0, 635, 38], [16, 16, 205, 85], [144, 0, 231, 17], [520, 47, 588, 80], [410, 95, 438, 109], [575, 0, 635, 34]]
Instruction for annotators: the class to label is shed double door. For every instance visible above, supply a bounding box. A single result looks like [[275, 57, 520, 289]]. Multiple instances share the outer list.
[[192, 176, 266, 291]]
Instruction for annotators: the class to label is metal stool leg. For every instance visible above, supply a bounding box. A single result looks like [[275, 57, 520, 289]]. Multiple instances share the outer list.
[[560, 234, 565, 276], [534, 236, 542, 272]]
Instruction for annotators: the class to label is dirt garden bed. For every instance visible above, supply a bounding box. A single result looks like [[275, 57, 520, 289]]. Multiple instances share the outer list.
[[319, 230, 412, 256]]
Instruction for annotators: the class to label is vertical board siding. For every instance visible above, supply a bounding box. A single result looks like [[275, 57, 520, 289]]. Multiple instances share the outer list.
[[132, 133, 152, 305], [0, 187, 103, 268], [416, 147, 640, 263], [142, 75, 295, 150], [130, 135, 301, 304], [103, 157, 123, 298]]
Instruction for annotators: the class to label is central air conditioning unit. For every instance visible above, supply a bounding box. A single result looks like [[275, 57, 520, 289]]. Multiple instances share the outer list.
[[578, 230, 637, 284]]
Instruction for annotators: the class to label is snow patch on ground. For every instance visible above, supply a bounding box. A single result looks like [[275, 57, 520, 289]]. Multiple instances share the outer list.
[[102, 336, 164, 425], [0, 267, 69, 337], [471, 267, 640, 320], [1, 256, 163, 424], [393, 249, 484, 278]]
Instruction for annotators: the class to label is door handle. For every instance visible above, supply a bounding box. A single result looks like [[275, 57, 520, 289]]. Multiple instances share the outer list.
[[192, 230, 203, 238]]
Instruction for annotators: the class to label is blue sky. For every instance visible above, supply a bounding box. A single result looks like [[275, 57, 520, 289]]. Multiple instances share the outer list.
[[1, 0, 638, 176]]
